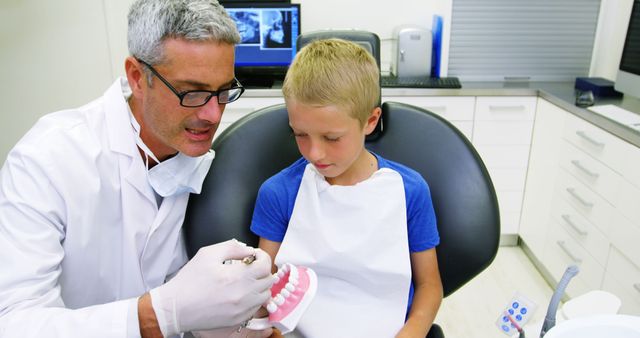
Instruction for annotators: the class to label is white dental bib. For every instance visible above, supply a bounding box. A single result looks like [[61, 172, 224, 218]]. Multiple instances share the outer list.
[[275, 164, 412, 338]]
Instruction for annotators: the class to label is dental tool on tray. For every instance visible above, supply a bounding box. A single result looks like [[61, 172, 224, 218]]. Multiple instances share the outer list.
[[247, 263, 318, 334]]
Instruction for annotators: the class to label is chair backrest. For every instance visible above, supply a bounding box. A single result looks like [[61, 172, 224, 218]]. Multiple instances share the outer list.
[[184, 100, 500, 296]]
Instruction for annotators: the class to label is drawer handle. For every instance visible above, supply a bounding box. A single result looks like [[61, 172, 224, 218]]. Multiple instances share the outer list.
[[557, 240, 582, 263], [570, 160, 600, 179], [634, 283, 640, 293], [424, 106, 447, 113], [575, 130, 605, 148], [488, 105, 526, 112], [561, 214, 588, 236], [566, 188, 594, 208]]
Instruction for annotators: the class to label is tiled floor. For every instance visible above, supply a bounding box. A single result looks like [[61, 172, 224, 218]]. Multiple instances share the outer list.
[[435, 246, 555, 338]]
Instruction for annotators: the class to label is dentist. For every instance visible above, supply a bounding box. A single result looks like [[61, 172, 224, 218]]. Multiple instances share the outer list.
[[0, 1, 273, 337]]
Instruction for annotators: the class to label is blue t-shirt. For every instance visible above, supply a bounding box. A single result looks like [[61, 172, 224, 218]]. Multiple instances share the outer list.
[[250, 152, 439, 309]]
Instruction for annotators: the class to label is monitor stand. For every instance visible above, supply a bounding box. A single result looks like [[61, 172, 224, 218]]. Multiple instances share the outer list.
[[236, 73, 285, 89]]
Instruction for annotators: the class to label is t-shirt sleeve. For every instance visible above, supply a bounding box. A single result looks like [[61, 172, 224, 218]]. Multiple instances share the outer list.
[[405, 174, 440, 253], [250, 176, 290, 242]]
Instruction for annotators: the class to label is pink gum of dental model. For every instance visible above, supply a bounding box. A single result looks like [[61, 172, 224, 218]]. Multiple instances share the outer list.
[[246, 263, 317, 334]]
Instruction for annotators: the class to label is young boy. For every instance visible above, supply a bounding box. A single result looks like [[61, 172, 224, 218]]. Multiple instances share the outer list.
[[250, 39, 442, 337]]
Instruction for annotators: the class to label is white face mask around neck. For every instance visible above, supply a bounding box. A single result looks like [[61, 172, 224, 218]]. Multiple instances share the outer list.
[[129, 111, 214, 197]]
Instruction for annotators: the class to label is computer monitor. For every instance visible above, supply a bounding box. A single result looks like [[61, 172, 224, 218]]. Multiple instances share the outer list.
[[223, 2, 301, 87], [614, 0, 640, 98]]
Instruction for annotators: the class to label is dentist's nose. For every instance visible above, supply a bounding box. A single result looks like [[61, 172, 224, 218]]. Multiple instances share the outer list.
[[197, 96, 224, 124]]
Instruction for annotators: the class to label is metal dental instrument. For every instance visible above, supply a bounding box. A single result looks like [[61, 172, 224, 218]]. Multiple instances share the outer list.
[[223, 253, 257, 265], [241, 254, 257, 265]]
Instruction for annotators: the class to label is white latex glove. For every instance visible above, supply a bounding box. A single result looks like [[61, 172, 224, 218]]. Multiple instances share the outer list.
[[150, 239, 273, 336], [192, 326, 273, 338]]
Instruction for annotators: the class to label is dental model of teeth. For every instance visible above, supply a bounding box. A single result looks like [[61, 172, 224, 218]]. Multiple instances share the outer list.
[[246, 263, 317, 334]]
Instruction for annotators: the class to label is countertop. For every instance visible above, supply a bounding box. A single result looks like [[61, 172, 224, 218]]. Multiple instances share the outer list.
[[242, 81, 640, 148]]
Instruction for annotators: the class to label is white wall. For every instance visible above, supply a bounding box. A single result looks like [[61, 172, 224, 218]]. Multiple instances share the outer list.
[[0, 0, 632, 162], [100, 0, 453, 79], [294, 0, 451, 74], [0, 0, 114, 162]]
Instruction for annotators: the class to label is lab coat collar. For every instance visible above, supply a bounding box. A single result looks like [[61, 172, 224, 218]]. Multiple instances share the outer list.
[[103, 77, 157, 206], [104, 77, 137, 157]]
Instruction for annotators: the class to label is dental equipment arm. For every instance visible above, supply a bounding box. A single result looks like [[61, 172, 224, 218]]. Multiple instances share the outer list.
[[539, 265, 579, 338]]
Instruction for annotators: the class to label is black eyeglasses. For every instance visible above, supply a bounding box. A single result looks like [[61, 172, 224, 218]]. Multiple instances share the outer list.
[[136, 58, 245, 107]]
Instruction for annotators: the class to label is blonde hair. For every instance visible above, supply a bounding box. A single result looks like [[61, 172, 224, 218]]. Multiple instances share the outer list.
[[282, 38, 380, 126]]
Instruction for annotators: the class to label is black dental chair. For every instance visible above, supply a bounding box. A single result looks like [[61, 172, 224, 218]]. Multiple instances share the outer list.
[[183, 31, 500, 338]]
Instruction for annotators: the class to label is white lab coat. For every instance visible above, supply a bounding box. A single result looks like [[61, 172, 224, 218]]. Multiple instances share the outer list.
[[0, 78, 191, 337]]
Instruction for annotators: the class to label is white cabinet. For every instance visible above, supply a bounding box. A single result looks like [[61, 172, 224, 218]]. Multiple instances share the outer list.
[[382, 96, 475, 140], [473, 97, 537, 235], [603, 247, 640, 314], [519, 99, 565, 255], [520, 98, 640, 313]]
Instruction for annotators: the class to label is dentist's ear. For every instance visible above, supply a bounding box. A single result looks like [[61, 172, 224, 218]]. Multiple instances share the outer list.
[[365, 107, 382, 135], [124, 57, 146, 99]]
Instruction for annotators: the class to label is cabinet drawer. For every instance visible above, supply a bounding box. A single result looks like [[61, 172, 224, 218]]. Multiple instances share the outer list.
[[487, 168, 527, 191], [609, 212, 640, 266], [501, 211, 522, 235], [476, 145, 531, 169], [497, 190, 525, 213], [383, 96, 475, 121], [563, 113, 626, 172], [496, 190, 523, 234], [543, 224, 605, 298], [616, 182, 640, 226], [550, 197, 609, 266], [620, 146, 640, 188], [563, 112, 640, 189], [558, 140, 624, 206], [555, 170, 616, 235], [473, 121, 534, 145], [475, 96, 537, 121], [602, 247, 640, 315], [449, 121, 473, 141], [496, 190, 524, 235]]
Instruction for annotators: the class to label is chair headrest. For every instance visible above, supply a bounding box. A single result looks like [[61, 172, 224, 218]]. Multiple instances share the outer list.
[[296, 30, 381, 69]]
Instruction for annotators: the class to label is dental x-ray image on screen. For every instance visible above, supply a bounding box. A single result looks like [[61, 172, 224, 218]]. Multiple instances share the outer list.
[[229, 10, 260, 44], [222, 3, 300, 87], [261, 10, 292, 49]]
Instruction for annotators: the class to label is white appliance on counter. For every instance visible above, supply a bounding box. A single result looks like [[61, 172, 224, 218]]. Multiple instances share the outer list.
[[391, 25, 432, 78]]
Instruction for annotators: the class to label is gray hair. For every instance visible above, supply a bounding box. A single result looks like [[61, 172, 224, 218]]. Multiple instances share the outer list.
[[127, 0, 241, 65]]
